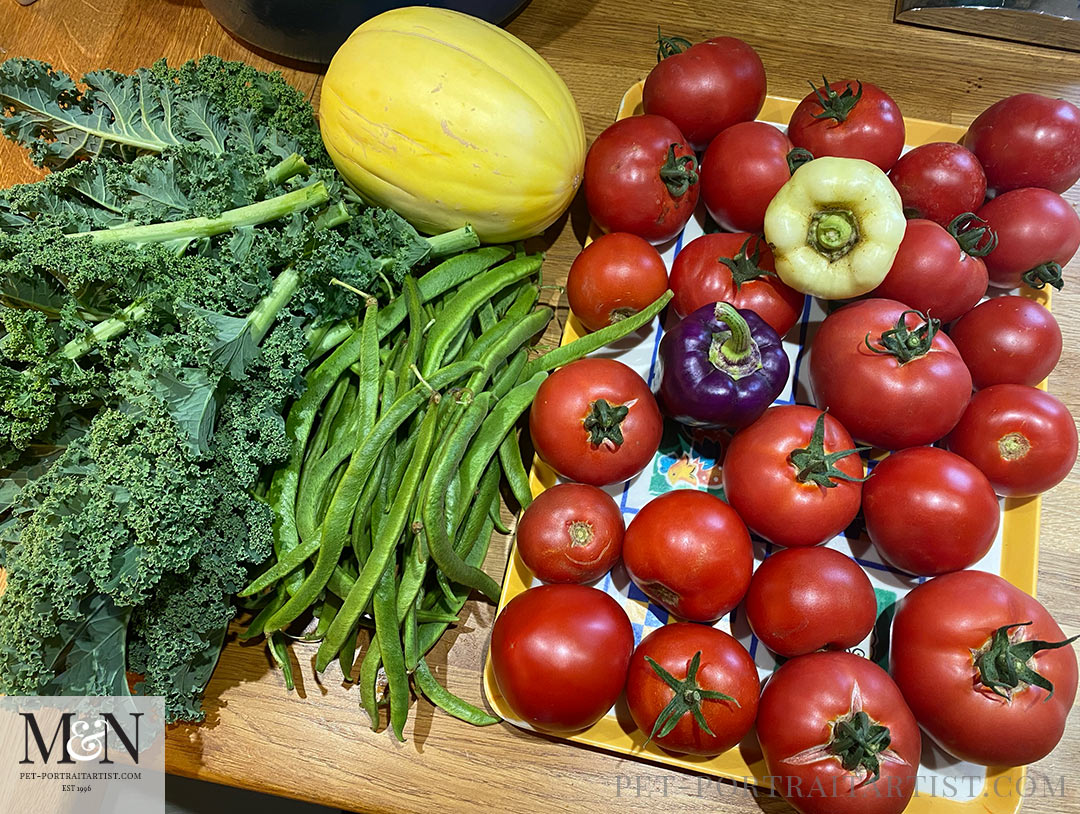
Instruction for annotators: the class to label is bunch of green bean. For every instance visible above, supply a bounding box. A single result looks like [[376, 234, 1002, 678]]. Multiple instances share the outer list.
[[240, 245, 672, 738]]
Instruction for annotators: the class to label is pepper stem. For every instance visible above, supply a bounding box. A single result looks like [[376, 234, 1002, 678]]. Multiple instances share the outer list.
[[708, 302, 763, 380], [659, 144, 699, 198], [863, 309, 939, 365], [643, 651, 739, 746], [974, 622, 1080, 700], [809, 209, 860, 260], [789, 412, 869, 488]]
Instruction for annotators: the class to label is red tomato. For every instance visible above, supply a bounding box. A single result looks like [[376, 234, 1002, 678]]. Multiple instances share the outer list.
[[963, 93, 1080, 194], [809, 299, 972, 450], [701, 121, 794, 233], [862, 447, 999, 576], [745, 548, 876, 659], [516, 483, 624, 584], [757, 652, 921, 814], [622, 490, 752, 622], [891, 571, 1079, 765], [625, 623, 759, 755], [946, 384, 1078, 497], [722, 406, 864, 548], [869, 218, 988, 324], [787, 79, 905, 171], [949, 296, 1062, 389], [977, 187, 1080, 290], [668, 233, 805, 335], [529, 358, 663, 487], [584, 115, 699, 244], [566, 233, 669, 332], [490, 584, 634, 733], [888, 142, 987, 227], [642, 35, 766, 152]]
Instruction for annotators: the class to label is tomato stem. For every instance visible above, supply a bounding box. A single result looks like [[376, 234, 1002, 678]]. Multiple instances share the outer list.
[[717, 235, 775, 292], [829, 710, 892, 782], [1022, 262, 1065, 291], [786, 147, 814, 175], [658, 144, 699, 198], [947, 212, 998, 258], [655, 27, 693, 61], [583, 398, 629, 447], [863, 309, 939, 365], [807, 76, 863, 123], [788, 412, 869, 488], [808, 209, 860, 261], [644, 650, 739, 745], [974, 622, 1079, 700]]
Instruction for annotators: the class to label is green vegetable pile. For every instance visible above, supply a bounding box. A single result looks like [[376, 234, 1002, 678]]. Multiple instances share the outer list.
[[0, 56, 477, 721]]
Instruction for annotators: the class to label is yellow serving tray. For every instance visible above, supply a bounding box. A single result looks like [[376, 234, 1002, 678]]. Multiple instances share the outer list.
[[484, 81, 1050, 814]]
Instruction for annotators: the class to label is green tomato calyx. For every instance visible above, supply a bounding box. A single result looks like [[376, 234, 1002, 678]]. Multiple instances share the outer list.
[[655, 27, 693, 61], [718, 236, 776, 291], [659, 143, 699, 198], [808, 209, 860, 261], [583, 398, 629, 448], [863, 309, 939, 365], [947, 212, 997, 258], [973, 622, 1079, 701], [808, 76, 864, 123], [1022, 262, 1065, 291], [644, 650, 740, 746], [789, 412, 869, 489]]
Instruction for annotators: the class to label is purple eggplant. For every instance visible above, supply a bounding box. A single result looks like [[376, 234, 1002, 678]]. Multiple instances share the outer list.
[[657, 302, 789, 429]]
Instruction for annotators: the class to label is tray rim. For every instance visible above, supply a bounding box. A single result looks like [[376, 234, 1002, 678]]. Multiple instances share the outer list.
[[483, 80, 1050, 814]]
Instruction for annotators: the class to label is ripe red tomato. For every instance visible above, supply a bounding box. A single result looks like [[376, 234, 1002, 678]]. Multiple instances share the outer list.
[[642, 35, 766, 152], [891, 570, 1079, 765], [516, 483, 625, 584], [745, 547, 876, 659], [963, 93, 1080, 194], [668, 233, 805, 335], [622, 490, 752, 622], [584, 115, 699, 244], [490, 584, 634, 733], [977, 187, 1080, 290], [787, 79, 905, 171], [809, 299, 972, 450], [529, 358, 663, 487], [869, 218, 988, 324], [888, 142, 987, 227], [625, 623, 759, 755], [566, 233, 670, 332], [700, 121, 794, 233], [949, 296, 1062, 389], [757, 652, 921, 814], [722, 406, 864, 548], [946, 384, 1078, 497], [862, 447, 999, 576]]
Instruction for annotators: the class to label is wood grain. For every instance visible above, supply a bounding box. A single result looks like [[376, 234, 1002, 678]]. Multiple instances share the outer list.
[[1, 1, 1079, 812]]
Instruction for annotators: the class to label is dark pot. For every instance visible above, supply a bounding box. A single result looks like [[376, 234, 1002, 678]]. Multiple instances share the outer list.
[[201, 0, 532, 65]]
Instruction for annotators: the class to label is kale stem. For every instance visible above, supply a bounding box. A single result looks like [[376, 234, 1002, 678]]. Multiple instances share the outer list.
[[67, 181, 330, 246], [424, 225, 479, 257], [264, 153, 311, 186], [61, 300, 149, 359]]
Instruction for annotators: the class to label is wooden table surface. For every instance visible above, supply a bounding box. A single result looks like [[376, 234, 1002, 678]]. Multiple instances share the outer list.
[[2, 1, 1079, 812]]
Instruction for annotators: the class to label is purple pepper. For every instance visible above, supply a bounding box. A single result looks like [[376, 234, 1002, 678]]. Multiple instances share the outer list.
[[657, 302, 789, 429]]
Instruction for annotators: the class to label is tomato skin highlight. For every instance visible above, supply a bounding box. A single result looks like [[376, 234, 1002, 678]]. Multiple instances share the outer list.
[[700, 121, 793, 233], [977, 187, 1080, 290], [584, 115, 699, 245], [490, 584, 634, 733], [888, 142, 987, 227], [949, 296, 1062, 389], [529, 358, 663, 487], [863, 447, 999, 576], [809, 299, 973, 450], [622, 490, 752, 622], [890, 570, 1079, 766], [787, 79, 905, 171], [870, 218, 987, 324], [668, 232, 805, 335], [963, 93, 1080, 194], [625, 623, 759, 755], [642, 37, 766, 152], [745, 547, 876, 658], [722, 406, 864, 548], [516, 483, 624, 584], [757, 651, 921, 814], [946, 383, 1078, 497], [566, 232, 670, 333]]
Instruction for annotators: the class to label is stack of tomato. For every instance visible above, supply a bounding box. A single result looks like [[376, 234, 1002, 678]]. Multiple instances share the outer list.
[[490, 30, 1080, 814]]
